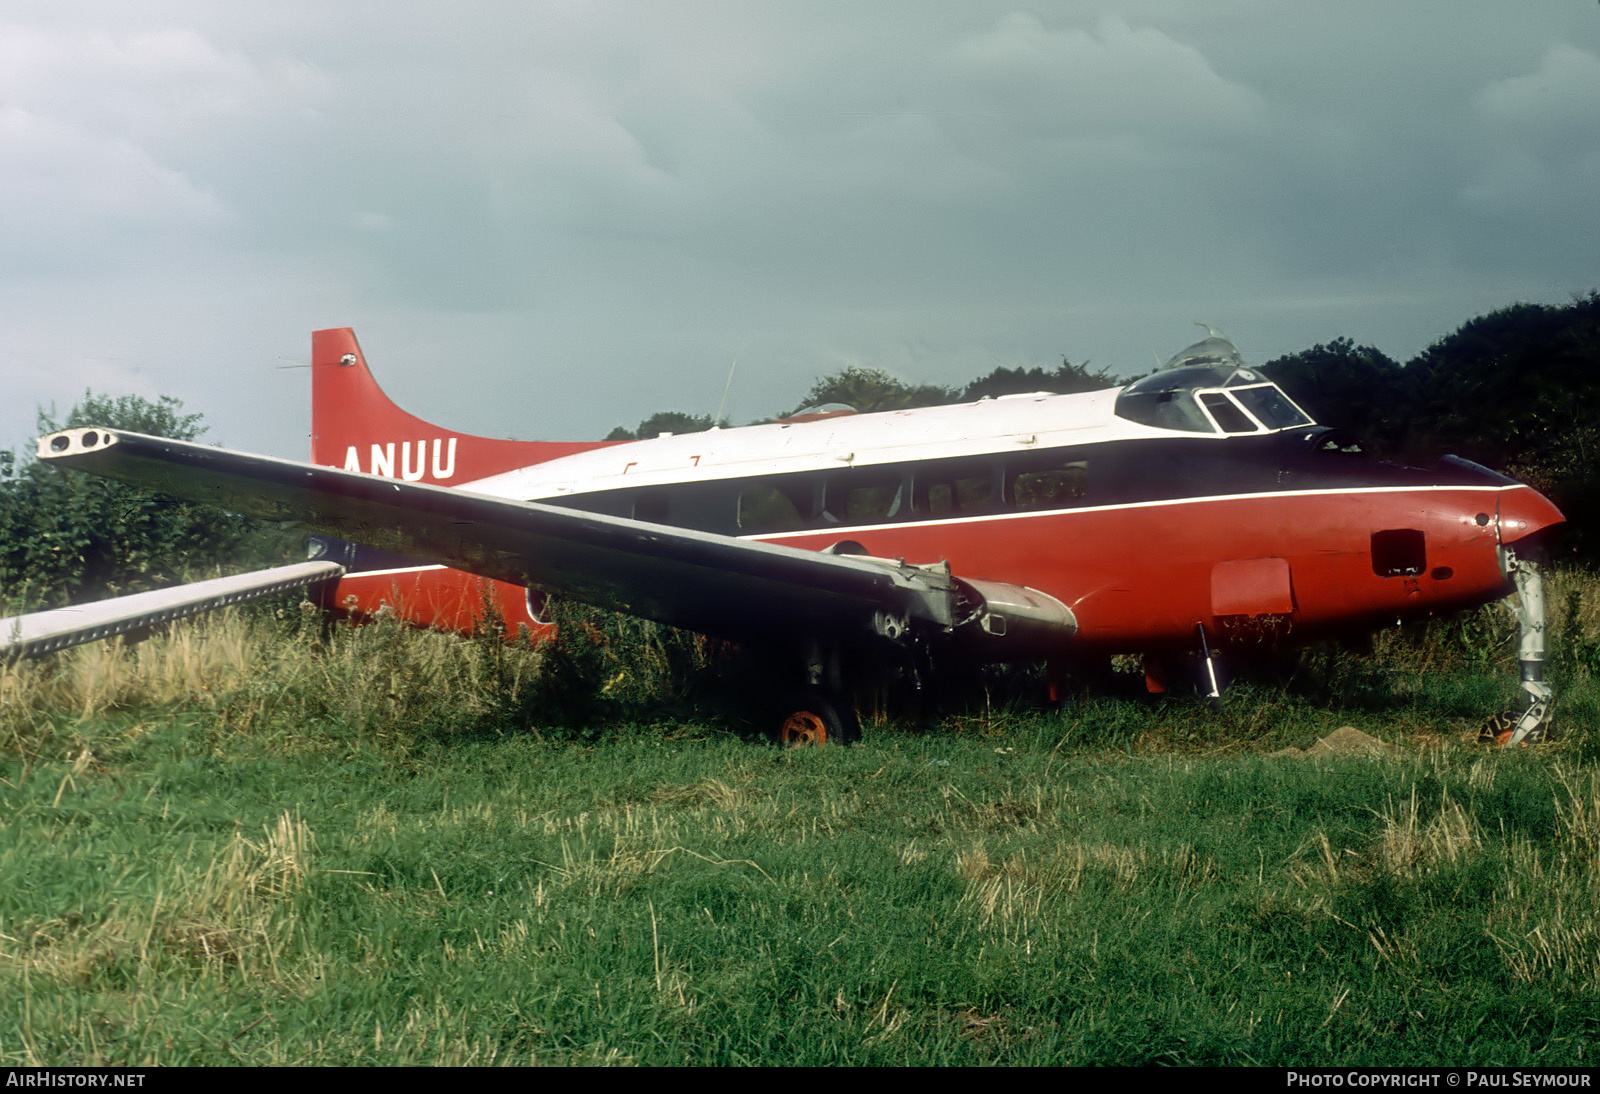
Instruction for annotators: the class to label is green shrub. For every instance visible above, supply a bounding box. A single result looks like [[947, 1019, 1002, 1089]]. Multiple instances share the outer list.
[[0, 393, 301, 609], [529, 598, 714, 731]]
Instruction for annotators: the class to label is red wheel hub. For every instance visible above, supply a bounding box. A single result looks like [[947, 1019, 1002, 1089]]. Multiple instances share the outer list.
[[781, 710, 829, 746]]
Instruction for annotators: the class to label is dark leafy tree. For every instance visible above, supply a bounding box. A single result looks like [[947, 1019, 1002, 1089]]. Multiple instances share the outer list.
[[1398, 295, 1600, 473], [606, 411, 717, 442], [783, 366, 959, 417], [1261, 338, 1405, 451], [42, 392, 208, 442], [1395, 293, 1600, 560], [960, 357, 1121, 401]]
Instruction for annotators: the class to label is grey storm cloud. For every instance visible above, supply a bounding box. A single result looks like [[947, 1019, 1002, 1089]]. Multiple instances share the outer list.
[[0, 1, 1596, 459]]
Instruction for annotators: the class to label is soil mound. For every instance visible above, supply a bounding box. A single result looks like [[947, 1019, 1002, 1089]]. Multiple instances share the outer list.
[[1270, 725, 1398, 759]]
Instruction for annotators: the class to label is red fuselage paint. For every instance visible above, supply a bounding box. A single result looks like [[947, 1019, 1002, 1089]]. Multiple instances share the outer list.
[[328, 567, 547, 639], [310, 327, 598, 639], [325, 483, 1562, 651], [760, 484, 1559, 650]]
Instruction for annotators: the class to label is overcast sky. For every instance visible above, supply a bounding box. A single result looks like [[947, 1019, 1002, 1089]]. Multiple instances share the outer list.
[[3, 1, 1597, 458]]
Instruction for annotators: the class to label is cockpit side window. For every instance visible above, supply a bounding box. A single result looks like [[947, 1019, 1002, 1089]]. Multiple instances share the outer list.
[[1198, 392, 1257, 434], [1113, 387, 1218, 433], [1231, 384, 1313, 430]]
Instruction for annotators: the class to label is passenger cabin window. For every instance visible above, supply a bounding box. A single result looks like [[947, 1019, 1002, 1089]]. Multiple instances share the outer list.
[[915, 463, 996, 517], [738, 482, 807, 533], [825, 471, 902, 524], [1010, 457, 1088, 510]]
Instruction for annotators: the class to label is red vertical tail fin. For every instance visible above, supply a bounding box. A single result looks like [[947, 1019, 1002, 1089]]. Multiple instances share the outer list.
[[309, 327, 600, 641], [310, 328, 609, 484]]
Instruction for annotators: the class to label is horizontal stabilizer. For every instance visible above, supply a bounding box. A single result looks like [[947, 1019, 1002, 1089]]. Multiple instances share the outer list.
[[1, 561, 344, 662]]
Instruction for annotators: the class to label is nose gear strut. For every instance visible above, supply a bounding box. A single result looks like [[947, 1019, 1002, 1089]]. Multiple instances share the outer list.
[[1498, 549, 1553, 747]]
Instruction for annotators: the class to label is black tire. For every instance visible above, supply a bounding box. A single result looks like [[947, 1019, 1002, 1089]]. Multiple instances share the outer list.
[[777, 689, 860, 746]]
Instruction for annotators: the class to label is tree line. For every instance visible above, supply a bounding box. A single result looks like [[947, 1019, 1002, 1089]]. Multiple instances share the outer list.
[[4, 292, 1597, 609], [1261, 292, 1600, 559]]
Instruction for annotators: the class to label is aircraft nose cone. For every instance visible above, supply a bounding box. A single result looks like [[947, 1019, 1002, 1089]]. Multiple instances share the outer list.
[[1498, 485, 1566, 545]]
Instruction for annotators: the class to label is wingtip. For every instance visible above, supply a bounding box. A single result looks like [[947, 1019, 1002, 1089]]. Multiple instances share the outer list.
[[37, 427, 120, 461]]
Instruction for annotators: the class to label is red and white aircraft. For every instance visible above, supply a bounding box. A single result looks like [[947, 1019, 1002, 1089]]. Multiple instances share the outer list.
[[35, 327, 1565, 745]]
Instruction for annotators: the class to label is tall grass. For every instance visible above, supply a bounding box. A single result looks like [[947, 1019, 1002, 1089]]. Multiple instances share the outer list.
[[7, 567, 1600, 759], [8, 733, 1600, 1063], [3, 574, 1600, 1063]]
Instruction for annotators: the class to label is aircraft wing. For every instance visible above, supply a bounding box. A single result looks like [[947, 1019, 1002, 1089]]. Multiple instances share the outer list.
[[38, 428, 1075, 652], [1, 561, 343, 662]]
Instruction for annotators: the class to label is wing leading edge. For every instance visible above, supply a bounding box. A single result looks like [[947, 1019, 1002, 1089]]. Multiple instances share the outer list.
[[39, 428, 1076, 654]]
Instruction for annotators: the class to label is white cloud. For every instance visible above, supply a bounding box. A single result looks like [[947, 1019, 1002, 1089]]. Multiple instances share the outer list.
[[0, 23, 328, 273], [1460, 43, 1600, 253], [0, 105, 225, 269], [1476, 43, 1600, 141], [0, 24, 326, 147], [0, 1, 1596, 459], [948, 13, 1265, 144]]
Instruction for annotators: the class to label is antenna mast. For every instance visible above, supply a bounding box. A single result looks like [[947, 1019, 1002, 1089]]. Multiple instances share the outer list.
[[713, 359, 737, 428]]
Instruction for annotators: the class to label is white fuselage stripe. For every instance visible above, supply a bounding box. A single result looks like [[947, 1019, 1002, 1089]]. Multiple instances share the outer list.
[[341, 564, 447, 579]]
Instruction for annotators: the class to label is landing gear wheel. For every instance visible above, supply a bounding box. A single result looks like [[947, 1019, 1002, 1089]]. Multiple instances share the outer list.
[[1478, 710, 1549, 747], [778, 689, 860, 747], [1478, 711, 1520, 747]]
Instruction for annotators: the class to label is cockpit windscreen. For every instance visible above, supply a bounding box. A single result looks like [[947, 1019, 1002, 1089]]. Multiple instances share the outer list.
[[1112, 333, 1315, 435]]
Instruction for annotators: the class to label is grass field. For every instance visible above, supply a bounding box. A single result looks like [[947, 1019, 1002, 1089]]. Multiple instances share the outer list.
[[3, 584, 1600, 1066]]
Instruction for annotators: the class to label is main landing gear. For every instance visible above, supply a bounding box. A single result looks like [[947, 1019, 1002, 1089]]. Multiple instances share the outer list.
[[774, 640, 861, 747], [779, 688, 860, 746], [1195, 623, 1224, 706], [1140, 626, 1228, 703]]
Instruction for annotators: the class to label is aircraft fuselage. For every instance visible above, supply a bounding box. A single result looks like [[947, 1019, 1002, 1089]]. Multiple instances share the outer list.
[[326, 377, 1561, 656]]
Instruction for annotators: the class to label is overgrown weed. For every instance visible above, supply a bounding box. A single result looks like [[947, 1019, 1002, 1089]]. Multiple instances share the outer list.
[[525, 598, 714, 733], [8, 567, 1599, 764]]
